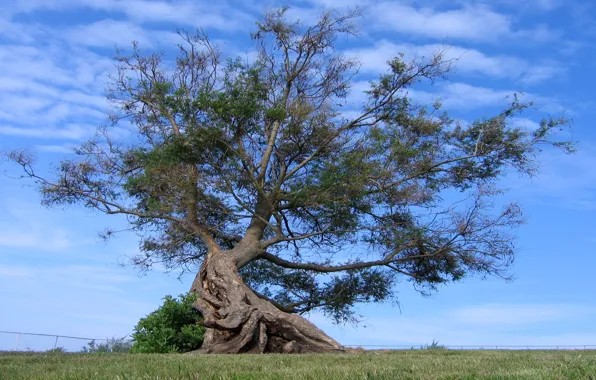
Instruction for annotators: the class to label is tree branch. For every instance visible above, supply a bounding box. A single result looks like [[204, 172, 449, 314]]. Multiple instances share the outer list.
[[258, 242, 415, 273]]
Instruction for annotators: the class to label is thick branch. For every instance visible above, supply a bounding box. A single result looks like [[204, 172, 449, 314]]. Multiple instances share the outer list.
[[258, 243, 414, 273]]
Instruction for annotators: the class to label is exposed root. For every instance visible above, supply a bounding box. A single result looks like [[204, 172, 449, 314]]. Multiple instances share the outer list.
[[189, 252, 344, 354]]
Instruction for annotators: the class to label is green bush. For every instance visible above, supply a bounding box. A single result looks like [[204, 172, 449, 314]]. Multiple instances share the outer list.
[[81, 337, 133, 353], [131, 294, 204, 353], [45, 347, 66, 354], [421, 339, 447, 350]]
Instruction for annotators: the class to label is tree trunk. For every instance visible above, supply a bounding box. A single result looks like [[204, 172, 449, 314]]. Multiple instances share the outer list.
[[189, 250, 344, 354]]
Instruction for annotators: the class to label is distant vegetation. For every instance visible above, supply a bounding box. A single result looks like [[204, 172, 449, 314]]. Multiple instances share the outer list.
[[420, 339, 447, 350], [81, 337, 133, 353]]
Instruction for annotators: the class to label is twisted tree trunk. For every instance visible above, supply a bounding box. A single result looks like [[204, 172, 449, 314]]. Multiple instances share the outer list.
[[189, 250, 344, 354]]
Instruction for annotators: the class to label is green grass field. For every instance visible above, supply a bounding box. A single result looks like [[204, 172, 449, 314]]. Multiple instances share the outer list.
[[1, 350, 595, 379]]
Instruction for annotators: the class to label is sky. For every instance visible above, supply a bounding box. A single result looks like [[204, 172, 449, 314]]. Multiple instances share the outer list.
[[0, 0, 595, 351]]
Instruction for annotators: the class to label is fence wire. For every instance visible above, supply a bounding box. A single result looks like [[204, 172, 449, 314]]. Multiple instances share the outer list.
[[0, 330, 119, 352], [1, 330, 596, 352], [344, 344, 596, 350]]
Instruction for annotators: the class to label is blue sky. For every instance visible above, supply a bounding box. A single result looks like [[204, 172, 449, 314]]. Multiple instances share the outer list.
[[0, 0, 595, 351]]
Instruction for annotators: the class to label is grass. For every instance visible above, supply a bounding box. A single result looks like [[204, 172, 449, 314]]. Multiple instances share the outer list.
[[1, 350, 596, 379]]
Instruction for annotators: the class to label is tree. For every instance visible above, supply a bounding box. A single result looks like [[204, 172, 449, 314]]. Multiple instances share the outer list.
[[7, 8, 573, 354]]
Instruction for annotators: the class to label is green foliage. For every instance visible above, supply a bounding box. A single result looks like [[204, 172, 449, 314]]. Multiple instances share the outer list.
[[265, 107, 287, 122], [131, 294, 204, 354], [420, 339, 447, 350], [81, 337, 133, 353], [45, 347, 67, 354]]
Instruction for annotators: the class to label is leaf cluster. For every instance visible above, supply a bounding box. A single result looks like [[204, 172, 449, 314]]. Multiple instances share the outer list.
[[131, 294, 205, 353]]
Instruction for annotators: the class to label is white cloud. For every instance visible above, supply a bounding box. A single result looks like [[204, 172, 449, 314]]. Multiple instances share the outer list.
[[509, 117, 541, 131], [0, 262, 151, 344], [0, 16, 49, 44], [36, 144, 76, 154], [408, 82, 566, 113], [0, 266, 34, 278], [0, 123, 96, 140], [0, 77, 61, 98], [408, 82, 513, 110], [509, 148, 596, 210], [0, 45, 101, 89], [59, 19, 183, 50], [305, 0, 365, 8], [0, 41, 112, 139], [342, 80, 565, 121], [0, 220, 72, 251], [0, 199, 78, 251], [447, 303, 593, 325], [309, 303, 596, 346], [369, 3, 557, 43], [65, 19, 154, 48], [490, 0, 563, 11], [0, 256, 189, 350], [348, 40, 562, 84], [370, 3, 511, 42], [7, 0, 255, 31]]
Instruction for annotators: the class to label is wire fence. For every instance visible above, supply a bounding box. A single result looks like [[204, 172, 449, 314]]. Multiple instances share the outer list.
[[0, 330, 123, 352], [2, 330, 596, 352], [344, 344, 596, 350]]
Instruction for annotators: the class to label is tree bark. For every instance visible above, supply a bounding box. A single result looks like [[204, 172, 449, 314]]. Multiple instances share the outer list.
[[189, 250, 344, 354]]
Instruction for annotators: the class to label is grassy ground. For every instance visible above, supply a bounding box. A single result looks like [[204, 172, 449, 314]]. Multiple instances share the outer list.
[[1, 350, 596, 379]]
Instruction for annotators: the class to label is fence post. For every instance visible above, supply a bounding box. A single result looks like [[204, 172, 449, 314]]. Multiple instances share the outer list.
[[13, 334, 21, 351], [53, 336, 59, 350]]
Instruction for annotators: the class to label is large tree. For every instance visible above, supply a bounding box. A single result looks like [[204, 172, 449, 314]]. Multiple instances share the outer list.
[[8, 9, 573, 353]]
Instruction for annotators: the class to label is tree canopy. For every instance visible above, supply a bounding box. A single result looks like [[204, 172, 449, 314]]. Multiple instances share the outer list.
[[9, 8, 573, 329]]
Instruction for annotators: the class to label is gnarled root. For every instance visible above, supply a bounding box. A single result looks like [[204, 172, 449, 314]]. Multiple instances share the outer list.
[[189, 252, 344, 354]]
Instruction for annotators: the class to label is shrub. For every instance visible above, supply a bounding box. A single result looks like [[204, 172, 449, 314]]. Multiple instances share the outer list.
[[421, 339, 447, 350], [81, 337, 133, 353], [45, 347, 66, 354], [131, 293, 204, 353]]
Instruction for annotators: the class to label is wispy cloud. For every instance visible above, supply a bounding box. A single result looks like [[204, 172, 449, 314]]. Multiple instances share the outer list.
[[0, 124, 97, 140], [409, 82, 566, 112], [35, 144, 76, 154], [0, 266, 34, 278], [409, 82, 514, 110], [309, 303, 596, 346], [488, 0, 563, 11], [369, 3, 557, 43], [0, 229, 71, 251], [509, 117, 541, 131], [447, 303, 594, 326], [0, 199, 78, 251], [0, 41, 111, 140], [509, 148, 596, 210], [7, 0, 255, 31], [347, 40, 562, 85], [0, 218, 72, 251], [0, 257, 189, 347], [63, 19, 170, 49]]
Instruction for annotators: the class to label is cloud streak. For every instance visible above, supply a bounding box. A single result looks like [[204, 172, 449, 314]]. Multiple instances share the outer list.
[[368, 3, 558, 43], [7, 0, 255, 31], [309, 303, 596, 346], [347, 40, 562, 85]]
